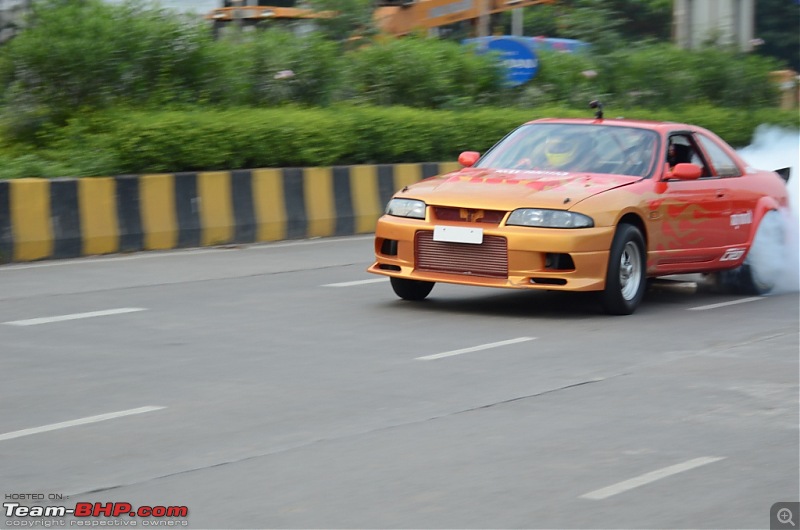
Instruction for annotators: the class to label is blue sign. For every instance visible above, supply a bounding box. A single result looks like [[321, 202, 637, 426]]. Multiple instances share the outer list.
[[464, 36, 538, 86]]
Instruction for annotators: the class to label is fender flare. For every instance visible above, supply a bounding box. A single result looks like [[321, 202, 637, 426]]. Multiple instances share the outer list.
[[747, 197, 783, 248]]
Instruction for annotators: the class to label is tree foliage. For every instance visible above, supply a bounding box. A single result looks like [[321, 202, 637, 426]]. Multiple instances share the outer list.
[[204, 29, 343, 107], [0, 0, 214, 138], [0, 0, 791, 154], [305, 0, 376, 41], [519, 0, 671, 46], [519, 42, 782, 110], [755, 0, 800, 71], [345, 36, 506, 108]]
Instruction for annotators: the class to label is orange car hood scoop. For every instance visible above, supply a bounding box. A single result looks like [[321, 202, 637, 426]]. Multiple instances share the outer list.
[[404, 169, 642, 210]]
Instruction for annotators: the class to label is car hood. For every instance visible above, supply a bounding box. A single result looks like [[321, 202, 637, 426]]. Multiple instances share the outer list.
[[397, 168, 642, 210]]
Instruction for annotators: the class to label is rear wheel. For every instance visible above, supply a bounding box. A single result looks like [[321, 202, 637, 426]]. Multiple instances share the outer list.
[[718, 210, 785, 295], [601, 224, 647, 315], [390, 277, 435, 301]]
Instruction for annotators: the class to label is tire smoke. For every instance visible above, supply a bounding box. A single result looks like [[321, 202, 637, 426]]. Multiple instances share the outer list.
[[737, 125, 800, 294]]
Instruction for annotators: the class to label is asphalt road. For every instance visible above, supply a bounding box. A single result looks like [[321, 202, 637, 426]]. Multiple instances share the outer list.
[[1, 235, 798, 529]]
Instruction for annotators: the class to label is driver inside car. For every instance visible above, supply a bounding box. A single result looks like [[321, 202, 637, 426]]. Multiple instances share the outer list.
[[515, 130, 594, 172]]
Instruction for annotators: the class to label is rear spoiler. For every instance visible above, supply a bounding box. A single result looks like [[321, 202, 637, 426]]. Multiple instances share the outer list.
[[775, 167, 791, 183]]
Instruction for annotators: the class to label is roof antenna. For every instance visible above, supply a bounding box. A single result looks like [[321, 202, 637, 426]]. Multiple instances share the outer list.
[[589, 100, 603, 119]]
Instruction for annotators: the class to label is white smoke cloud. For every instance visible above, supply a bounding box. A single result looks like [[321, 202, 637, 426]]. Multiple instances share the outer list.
[[737, 126, 800, 294]]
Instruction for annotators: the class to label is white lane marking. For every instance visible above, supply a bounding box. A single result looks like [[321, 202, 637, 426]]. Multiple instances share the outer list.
[[324, 278, 388, 287], [416, 337, 536, 361], [688, 297, 763, 311], [0, 235, 375, 271], [579, 456, 726, 500], [3, 308, 147, 327], [0, 406, 166, 442]]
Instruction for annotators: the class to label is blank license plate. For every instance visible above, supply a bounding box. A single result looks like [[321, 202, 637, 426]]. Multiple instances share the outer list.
[[433, 225, 483, 244]]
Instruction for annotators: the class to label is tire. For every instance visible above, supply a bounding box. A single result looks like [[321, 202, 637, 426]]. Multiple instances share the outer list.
[[718, 210, 785, 295], [390, 277, 435, 301], [601, 224, 647, 315]]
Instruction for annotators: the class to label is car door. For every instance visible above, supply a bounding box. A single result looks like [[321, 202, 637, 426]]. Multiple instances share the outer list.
[[694, 132, 752, 248], [649, 132, 731, 267]]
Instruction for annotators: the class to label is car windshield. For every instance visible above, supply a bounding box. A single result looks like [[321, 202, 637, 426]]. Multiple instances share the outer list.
[[476, 123, 660, 178]]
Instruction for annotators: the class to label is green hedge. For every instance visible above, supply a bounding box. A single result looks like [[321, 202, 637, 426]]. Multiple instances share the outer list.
[[1, 0, 788, 140], [0, 104, 797, 179]]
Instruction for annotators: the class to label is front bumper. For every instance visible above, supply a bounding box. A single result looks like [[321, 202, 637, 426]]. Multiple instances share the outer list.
[[367, 215, 615, 292]]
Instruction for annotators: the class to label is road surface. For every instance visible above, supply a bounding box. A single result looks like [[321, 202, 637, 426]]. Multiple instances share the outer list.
[[1, 235, 797, 528]]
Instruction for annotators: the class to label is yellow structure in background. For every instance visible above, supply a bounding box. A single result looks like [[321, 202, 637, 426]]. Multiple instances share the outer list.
[[206, 0, 555, 38], [0, 161, 472, 264], [253, 168, 287, 242], [78, 177, 119, 256], [374, 0, 554, 37], [140, 174, 178, 251], [770, 70, 799, 110], [10, 179, 52, 262], [198, 171, 235, 246], [349, 166, 383, 235], [303, 167, 336, 238]]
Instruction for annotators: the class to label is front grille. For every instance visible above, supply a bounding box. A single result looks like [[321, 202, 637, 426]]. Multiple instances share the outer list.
[[415, 230, 508, 278], [432, 207, 506, 225]]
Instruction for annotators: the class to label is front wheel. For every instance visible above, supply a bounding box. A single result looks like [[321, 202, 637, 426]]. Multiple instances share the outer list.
[[390, 277, 435, 301], [601, 224, 647, 315]]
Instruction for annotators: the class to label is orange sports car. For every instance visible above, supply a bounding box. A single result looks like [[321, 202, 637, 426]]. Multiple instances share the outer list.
[[367, 110, 791, 314]]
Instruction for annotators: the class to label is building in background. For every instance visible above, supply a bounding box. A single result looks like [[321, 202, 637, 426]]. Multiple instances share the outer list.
[[673, 0, 756, 51], [100, 0, 218, 13], [0, 0, 217, 43], [0, 0, 30, 43]]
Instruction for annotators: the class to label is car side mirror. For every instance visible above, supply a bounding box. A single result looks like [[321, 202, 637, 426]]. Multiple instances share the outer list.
[[667, 163, 702, 180], [458, 151, 480, 168]]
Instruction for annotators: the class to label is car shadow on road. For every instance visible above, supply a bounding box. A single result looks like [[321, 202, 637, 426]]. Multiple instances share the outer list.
[[386, 289, 613, 319], [379, 275, 740, 319]]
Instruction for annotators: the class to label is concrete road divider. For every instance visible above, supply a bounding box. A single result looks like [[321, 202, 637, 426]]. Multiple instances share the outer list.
[[0, 162, 460, 264]]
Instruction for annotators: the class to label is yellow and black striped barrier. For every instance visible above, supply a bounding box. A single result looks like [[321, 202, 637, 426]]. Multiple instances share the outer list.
[[0, 162, 460, 263]]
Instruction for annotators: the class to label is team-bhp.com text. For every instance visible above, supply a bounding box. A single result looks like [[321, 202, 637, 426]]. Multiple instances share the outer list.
[[4, 502, 188, 527]]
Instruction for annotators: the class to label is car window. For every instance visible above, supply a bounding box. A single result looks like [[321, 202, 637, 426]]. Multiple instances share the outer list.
[[477, 124, 658, 177], [696, 133, 742, 177], [667, 134, 711, 177]]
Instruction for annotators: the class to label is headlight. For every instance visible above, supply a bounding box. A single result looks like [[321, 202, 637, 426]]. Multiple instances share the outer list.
[[386, 198, 426, 219], [507, 209, 594, 228]]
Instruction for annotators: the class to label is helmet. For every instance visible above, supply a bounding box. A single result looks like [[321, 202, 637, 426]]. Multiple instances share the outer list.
[[545, 132, 579, 168]]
